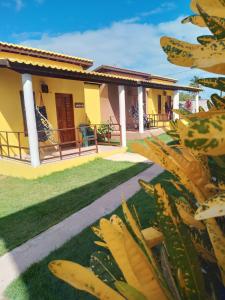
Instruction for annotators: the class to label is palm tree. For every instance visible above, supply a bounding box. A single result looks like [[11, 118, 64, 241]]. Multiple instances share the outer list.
[[189, 76, 201, 88]]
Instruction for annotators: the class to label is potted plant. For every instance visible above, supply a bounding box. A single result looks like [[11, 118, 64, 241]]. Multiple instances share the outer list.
[[97, 121, 114, 142]]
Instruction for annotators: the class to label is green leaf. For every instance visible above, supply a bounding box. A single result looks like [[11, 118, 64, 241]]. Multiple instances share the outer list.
[[154, 184, 207, 300], [160, 246, 182, 300], [190, 228, 216, 264], [90, 251, 124, 289], [115, 281, 147, 300]]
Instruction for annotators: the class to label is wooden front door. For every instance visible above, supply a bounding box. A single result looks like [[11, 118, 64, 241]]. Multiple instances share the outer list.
[[55, 93, 75, 146]]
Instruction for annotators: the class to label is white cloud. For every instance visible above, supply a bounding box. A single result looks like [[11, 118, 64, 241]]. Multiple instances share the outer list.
[[122, 2, 176, 24], [19, 17, 212, 97], [35, 0, 44, 4], [15, 0, 23, 11], [0, 0, 24, 11]]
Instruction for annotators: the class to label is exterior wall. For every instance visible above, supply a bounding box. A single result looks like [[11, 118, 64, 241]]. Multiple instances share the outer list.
[[100, 84, 139, 128], [0, 69, 27, 156], [100, 84, 119, 124], [0, 51, 84, 71], [150, 78, 176, 85], [0, 69, 94, 158], [146, 88, 174, 115], [32, 75, 88, 129], [84, 83, 101, 124]]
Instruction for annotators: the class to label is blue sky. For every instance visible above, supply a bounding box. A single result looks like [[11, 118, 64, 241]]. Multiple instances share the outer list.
[[0, 0, 211, 97], [0, 0, 191, 41]]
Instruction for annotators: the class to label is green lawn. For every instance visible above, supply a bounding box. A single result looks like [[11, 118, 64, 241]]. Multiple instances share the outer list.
[[127, 132, 173, 152], [0, 159, 149, 256], [6, 171, 174, 300]]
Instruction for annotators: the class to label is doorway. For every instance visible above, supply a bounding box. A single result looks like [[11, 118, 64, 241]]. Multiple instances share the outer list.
[[55, 93, 75, 147]]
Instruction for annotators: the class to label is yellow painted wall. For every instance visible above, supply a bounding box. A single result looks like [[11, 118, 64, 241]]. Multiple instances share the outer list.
[[150, 78, 175, 85], [84, 83, 101, 124], [146, 88, 174, 127], [0, 69, 95, 159], [146, 88, 174, 115], [0, 69, 28, 156]]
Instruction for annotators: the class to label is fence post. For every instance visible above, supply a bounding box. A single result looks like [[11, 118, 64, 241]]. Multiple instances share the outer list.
[[18, 132, 22, 160], [94, 125, 98, 153]]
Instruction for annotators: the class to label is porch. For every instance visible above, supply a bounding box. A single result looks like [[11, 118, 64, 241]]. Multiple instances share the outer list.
[[0, 124, 122, 165], [0, 59, 201, 170]]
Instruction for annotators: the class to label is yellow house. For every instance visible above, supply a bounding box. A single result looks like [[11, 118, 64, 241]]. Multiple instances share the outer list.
[[0, 42, 200, 177]]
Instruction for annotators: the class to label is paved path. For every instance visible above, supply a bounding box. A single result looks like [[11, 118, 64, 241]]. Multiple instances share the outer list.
[[0, 164, 163, 296], [105, 152, 151, 164]]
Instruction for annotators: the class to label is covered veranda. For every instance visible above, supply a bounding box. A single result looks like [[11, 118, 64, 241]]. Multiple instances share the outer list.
[[0, 59, 201, 167]]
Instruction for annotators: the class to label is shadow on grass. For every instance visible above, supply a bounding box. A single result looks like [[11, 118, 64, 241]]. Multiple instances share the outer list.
[[0, 162, 149, 256], [4, 171, 173, 300]]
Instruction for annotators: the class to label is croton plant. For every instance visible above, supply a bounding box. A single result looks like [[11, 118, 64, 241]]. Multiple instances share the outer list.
[[48, 1, 225, 299]]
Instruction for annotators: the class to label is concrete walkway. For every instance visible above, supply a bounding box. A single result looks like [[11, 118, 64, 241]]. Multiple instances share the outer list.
[[105, 152, 151, 164], [0, 164, 163, 295]]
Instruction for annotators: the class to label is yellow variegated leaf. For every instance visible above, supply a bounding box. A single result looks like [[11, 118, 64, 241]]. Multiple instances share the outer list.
[[48, 260, 124, 300], [211, 94, 225, 109], [182, 15, 206, 27], [205, 218, 225, 285], [122, 201, 144, 241], [197, 35, 218, 45], [133, 141, 206, 204], [197, 77, 225, 91], [110, 215, 125, 233], [195, 192, 225, 220], [122, 225, 167, 300], [197, 5, 225, 39], [141, 227, 164, 248], [115, 203, 171, 299], [191, 0, 225, 18], [160, 36, 225, 75], [176, 200, 205, 230], [178, 113, 225, 156], [219, 182, 225, 190], [94, 241, 108, 248], [92, 226, 103, 239], [187, 110, 225, 119], [99, 219, 141, 290], [148, 137, 210, 196], [191, 233, 217, 263], [138, 180, 154, 196]]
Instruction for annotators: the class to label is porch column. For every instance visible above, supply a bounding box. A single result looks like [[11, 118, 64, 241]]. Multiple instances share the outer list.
[[173, 91, 180, 120], [21, 73, 40, 167], [138, 86, 144, 133], [195, 93, 199, 113], [118, 85, 127, 147]]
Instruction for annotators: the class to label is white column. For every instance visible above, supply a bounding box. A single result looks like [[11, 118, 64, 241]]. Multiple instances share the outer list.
[[138, 86, 144, 133], [22, 73, 40, 167], [173, 91, 180, 120], [118, 85, 126, 147], [195, 93, 199, 113]]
